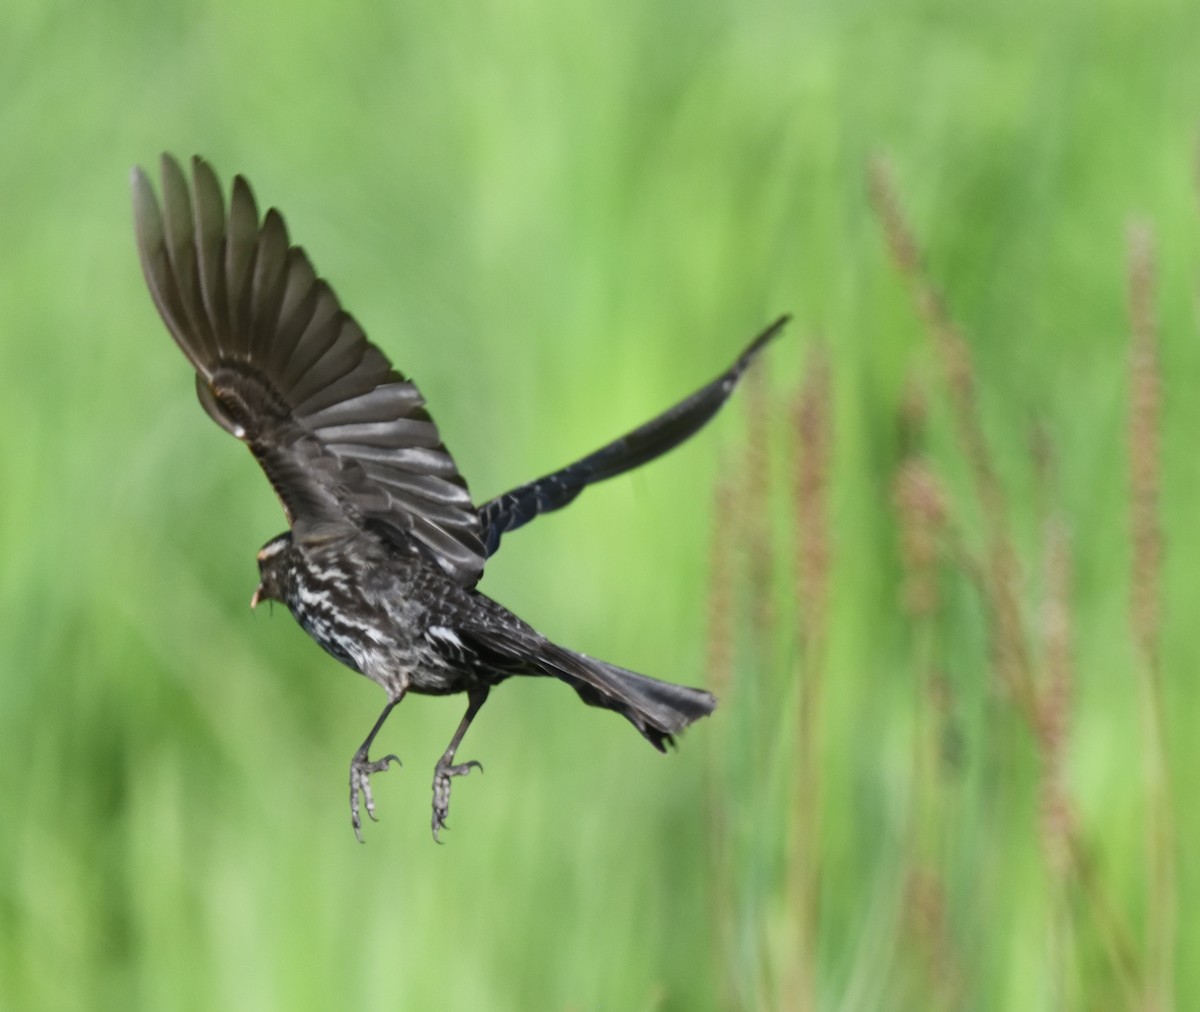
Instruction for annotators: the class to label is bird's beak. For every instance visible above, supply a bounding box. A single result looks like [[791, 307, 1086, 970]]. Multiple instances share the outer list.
[[251, 584, 264, 610]]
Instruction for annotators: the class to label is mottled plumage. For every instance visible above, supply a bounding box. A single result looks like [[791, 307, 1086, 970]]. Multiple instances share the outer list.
[[133, 154, 784, 840]]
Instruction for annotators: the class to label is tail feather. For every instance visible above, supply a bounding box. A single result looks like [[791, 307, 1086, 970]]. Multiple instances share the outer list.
[[534, 642, 717, 751]]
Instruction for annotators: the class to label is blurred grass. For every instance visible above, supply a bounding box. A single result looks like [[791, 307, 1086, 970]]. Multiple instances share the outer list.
[[2, 0, 1200, 1008]]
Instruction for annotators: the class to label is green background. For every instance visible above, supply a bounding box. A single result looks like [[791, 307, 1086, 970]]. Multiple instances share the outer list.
[[2, 0, 1198, 1008]]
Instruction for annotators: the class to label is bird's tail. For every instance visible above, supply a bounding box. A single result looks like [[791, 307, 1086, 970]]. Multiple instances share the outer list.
[[533, 642, 717, 751]]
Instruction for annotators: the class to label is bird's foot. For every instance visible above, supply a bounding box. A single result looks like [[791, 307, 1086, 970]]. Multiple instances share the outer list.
[[431, 757, 483, 842], [350, 749, 401, 843]]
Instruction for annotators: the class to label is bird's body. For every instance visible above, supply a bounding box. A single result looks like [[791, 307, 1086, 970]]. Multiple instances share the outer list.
[[133, 154, 783, 840], [264, 525, 715, 735], [263, 527, 545, 700]]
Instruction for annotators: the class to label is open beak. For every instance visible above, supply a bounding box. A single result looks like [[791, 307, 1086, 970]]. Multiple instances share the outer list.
[[251, 584, 264, 610]]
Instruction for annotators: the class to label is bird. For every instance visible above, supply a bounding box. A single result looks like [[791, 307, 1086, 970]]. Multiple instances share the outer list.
[[132, 154, 786, 841]]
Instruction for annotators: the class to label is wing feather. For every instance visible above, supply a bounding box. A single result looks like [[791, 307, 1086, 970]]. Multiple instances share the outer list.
[[160, 157, 219, 363], [303, 383, 425, 428], [224, 175, 259, 341], [248, 210, 291, 359], [190, 160, 229, 352]]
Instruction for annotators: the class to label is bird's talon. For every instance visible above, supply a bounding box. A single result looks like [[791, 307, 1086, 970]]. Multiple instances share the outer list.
[[349, 750, 401, 841], [430, 757, 482, 840]]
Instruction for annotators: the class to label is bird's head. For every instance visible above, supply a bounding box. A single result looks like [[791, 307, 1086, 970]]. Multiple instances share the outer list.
[[251, 531, 293, 609]]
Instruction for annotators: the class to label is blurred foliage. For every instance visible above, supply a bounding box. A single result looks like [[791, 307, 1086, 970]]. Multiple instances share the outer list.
[[2, 0, 1199, 1008]]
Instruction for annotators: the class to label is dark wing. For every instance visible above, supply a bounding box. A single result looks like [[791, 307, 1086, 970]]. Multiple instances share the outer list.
[[133, 154, 486, 585], [476, 315, 788, 556]]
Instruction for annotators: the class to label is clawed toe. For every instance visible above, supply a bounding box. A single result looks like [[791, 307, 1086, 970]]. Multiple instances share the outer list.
[[350, 752, 402, 842], [431, 758, 483, 842], [362, 753, 400, 775]]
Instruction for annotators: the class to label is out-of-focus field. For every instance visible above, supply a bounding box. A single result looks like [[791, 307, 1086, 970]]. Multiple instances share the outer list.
[[2, 0, 1198, 1008]]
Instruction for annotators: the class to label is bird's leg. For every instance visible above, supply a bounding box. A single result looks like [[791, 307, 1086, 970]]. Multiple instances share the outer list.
[[349, 691, 405, 843], [431, 687, 489, 842]]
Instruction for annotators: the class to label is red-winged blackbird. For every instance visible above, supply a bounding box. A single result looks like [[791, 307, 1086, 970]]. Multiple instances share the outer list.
[[133, 154, 785, 841]]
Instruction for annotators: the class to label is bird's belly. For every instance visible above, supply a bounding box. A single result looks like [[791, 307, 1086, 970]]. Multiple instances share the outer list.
[[290, 604, 369, 674], [284, 592, 443, 698]]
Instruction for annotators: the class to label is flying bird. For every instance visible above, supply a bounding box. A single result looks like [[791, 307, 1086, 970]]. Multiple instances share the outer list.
[[132, 154, 785, 841]]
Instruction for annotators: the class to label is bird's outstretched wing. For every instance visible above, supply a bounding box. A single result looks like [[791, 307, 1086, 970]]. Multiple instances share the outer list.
[[133, 154, 486, 585], [476, 314, 788, 555]]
